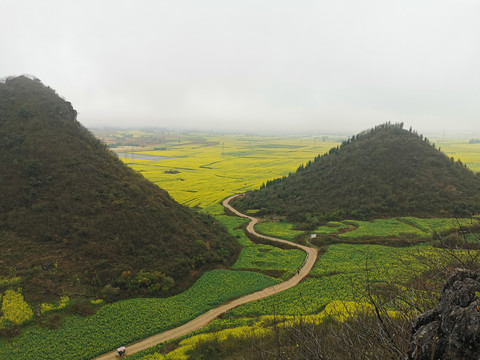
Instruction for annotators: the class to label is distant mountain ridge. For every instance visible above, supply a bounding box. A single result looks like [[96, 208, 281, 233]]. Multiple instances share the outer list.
[[0, 76, 238, 302], [235, 123, 480, 223]]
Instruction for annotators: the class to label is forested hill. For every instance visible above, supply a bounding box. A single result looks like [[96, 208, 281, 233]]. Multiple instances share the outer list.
[[0, 76, 237, 302], [235, 123, 480, 223]]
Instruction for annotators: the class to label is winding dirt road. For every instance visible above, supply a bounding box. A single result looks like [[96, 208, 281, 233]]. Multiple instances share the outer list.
[[93, 194, 317, 360]]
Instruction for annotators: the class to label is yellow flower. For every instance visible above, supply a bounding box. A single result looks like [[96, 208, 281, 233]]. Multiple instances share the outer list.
[[1, 289, 33, 325]]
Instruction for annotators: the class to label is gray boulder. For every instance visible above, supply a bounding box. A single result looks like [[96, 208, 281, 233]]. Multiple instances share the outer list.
[[408, 268, 480, 359]]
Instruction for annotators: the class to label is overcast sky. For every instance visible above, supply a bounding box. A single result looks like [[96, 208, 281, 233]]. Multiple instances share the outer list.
[[1, 0, 479, 135]]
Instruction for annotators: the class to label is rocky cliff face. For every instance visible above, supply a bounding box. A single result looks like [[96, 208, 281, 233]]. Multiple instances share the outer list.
[[408, 268, 480, 359]]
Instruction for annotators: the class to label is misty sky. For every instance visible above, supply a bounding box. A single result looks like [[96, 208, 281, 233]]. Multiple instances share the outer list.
[[1, 1, 479, 135]]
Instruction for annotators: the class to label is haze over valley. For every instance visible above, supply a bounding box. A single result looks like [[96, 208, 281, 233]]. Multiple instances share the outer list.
[[1, 1, 480, 359], [1, 1, 479, 136]]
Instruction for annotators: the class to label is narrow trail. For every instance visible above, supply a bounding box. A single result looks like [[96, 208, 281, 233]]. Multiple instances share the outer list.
[[93, 194, 318, 360]]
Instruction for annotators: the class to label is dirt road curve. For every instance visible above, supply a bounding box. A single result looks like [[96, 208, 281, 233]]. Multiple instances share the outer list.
[[93, 194, 317, 360]]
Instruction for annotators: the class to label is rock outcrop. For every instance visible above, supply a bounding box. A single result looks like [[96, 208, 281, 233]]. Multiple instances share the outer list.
[[408, 268, 480, 359]]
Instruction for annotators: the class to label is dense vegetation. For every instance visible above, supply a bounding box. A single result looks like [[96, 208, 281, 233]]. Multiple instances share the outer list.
[[0, 76, 238, 304], [133, 226, 480, 360], [0, 269, 277, 360], [235, 123, 480, 223]]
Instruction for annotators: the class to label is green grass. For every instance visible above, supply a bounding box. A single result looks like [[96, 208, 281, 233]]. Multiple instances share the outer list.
[[0, 270, 278, 360], [255, 221, 305, 241]]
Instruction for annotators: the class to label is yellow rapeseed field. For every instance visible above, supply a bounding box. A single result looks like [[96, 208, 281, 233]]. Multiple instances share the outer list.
[[433, 139, 480, 173], [119, 133, 340, 208], [138, 300, 394, 360], [113, 132, 480, 209]]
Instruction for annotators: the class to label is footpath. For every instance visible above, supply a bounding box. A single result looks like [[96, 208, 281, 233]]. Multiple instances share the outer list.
[[93, 194, 317, 360]]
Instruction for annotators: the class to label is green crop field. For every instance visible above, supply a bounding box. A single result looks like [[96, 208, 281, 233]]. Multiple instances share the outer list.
[[315, 221, 353, 235], [226, 275, 356, 317], [338, 218, 428, 239], [255, 221, 305, 241], [311, 217, 479, 241], [309, 243, 421, 279], [400, 217, 479, 235], [215, 215, 251, 246], [232, 245, 305, 280], [0, 270, 277, 360], [227, 243, 429, 317], [216, 216, 305, 280]]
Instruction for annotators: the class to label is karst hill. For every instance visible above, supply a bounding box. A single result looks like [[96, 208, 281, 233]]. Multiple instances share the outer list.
[[236, 123, 480, 223], [0, 76, 237, 302]]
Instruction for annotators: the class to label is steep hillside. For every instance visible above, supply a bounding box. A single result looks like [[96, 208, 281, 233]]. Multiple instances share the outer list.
[[235, 123, 480, 222], [0, 76, 238, 302]]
